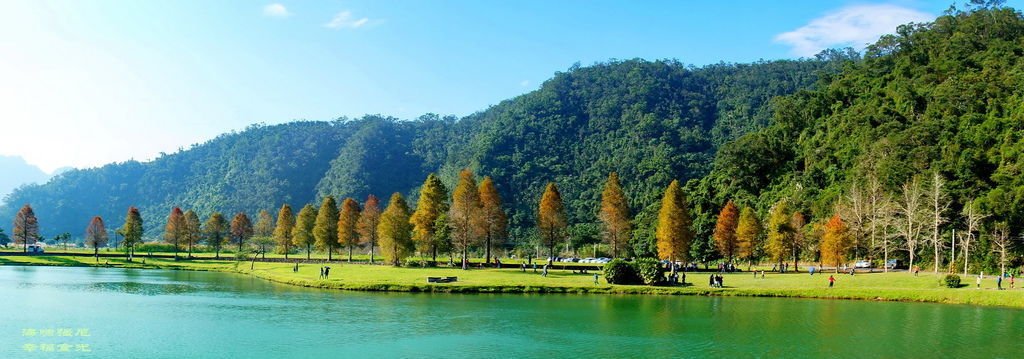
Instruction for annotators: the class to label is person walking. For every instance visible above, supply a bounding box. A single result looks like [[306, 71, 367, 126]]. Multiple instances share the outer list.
[[542, 264, 548, 277], [977, 274, 982, 289], [828, 275, 835, 288], [709, 274, 715, 287], [997, 275, 1003, 290], [319, 266, 324, 279], [593, 274, 599, 285], [1010, 275, 1015, 289], [324, 266, 330, 279]]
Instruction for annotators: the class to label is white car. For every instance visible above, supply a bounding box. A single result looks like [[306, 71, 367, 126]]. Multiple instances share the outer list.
[[854, 260, 872, 268]]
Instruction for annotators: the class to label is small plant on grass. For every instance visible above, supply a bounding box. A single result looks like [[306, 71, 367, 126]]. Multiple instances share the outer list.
[[603, 259, 639, 284], [942, 274, 962, 288], [634, 257, 664, 286]]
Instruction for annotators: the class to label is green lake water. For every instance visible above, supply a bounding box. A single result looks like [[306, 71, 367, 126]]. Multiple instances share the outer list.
[[0, 265, 1021, 358]]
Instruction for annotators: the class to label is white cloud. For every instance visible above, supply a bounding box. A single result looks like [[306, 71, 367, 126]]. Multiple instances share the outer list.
[[325, 10, 371, 29], [263, 3, 290, 17], [774, 4, 933, 57]]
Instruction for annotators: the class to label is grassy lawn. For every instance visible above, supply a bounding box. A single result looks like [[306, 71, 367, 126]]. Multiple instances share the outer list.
[[1, 253, 1021, 308]]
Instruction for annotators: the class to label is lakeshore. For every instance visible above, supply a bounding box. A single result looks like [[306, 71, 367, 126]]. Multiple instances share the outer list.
[[1, 252, 1020, 309]]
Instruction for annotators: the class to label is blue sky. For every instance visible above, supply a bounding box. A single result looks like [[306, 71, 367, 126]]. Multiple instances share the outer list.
[[1, 0, 1018, 173]]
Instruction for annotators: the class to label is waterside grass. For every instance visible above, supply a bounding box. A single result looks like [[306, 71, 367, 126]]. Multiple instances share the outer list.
[[1, 254, 1021, 308]]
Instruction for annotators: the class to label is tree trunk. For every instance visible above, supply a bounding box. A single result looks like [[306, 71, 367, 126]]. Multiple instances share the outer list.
[[328, 245, 333, 262], [215, 247, 220, 259], [461, 248, 468, 270], [370, 243, 375, 264], [485, 232, 491, 267], [306, 244, 311, 260], [348, 246, 353, 262]]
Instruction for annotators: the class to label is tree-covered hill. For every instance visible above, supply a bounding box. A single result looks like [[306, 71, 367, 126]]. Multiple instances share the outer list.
[[687, 6, 1024, 265], [1, 58, 828, 238]]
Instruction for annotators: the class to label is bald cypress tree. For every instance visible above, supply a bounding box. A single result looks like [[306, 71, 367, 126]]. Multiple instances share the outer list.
[[449, 169, 483, 269], [599, 172, 631, 258], [736, 206, 761, 270], [655, 180, 693, 274], [338, 198, 361, 262], [230, 212, 254, 254], [183, 209, 201, 259], [293, 204, 318, 260], [273, 204, 296, 259], [538, 182, 567, 262], [378, 193, 414, 266], [204, 212, 228, 259], [479, 176, 507, 265], [357, 195, 382, 264], [121, 206, 144, 261], [253, 209, 275, 259], [85, 216, 108, 260], [12, 204, 39, 253], [766, 200, 794, 271], [164, 207, 186, 259], [411, 173, 448, 262], [314, 196, 340, 261], [713, 200, 740, 264]]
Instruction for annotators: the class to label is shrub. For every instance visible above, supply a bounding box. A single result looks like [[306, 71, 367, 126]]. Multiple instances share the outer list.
[[942, 274, 962, 288], [404, 258, 433, 268], [634, 257, 664, 286], [603, 259, 639, 284]]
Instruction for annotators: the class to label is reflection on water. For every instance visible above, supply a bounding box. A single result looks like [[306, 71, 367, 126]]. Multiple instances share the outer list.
[[0, 265, 1021, 358]]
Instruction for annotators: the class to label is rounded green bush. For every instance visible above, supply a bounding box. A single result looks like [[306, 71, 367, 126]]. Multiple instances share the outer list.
[[603, 259, 639, 284], [634, 257, 664, 286], [942, 274, 962, 288]]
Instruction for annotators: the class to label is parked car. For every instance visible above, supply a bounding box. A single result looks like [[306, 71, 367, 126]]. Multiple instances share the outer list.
[[885, 259, 900, 269], [854, 260, 872, 268], [27, 244, 45, 253]]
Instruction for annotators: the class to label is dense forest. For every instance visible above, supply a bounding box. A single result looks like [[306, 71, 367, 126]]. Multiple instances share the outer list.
[[0, 58, 828, 239], [4, 5, 1023, 273]]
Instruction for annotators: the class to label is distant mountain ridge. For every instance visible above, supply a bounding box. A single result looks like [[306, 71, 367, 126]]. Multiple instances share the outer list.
[[0, 155, 53, 202]]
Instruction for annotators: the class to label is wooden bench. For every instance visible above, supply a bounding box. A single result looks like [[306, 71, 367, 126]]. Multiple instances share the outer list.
[[427, 276, 458, 283]]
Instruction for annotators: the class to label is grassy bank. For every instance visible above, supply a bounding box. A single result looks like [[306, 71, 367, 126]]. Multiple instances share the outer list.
[[1, 254, 1021, 308]]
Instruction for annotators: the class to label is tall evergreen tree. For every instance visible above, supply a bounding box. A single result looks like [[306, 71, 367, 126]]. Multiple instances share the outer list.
[[293, 204, 318, 260], [85, 216, 108, 260], [599, 172, 631, 258], [338, 198, 361, 262], [230, 212, 254, 254], [410, 173, 448, 262], [204, 212, 228, 259], [273, 204, 296, 259], [378, 193, 414, 266], [164, 207, 186, 259], [713, 200, 740, 264], [357, 195, 382, 264], [479, 176, 507, 265], [314, 196, 340, 261], [121, 206, 143, 261], [449, 169, 483, 269], [538, 182, 567, 262], [12, 204, 39, 252], [655, 180, 693, 273]]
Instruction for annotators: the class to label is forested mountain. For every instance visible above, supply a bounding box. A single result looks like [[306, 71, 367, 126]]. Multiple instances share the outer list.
[[0, 58, 829, 238], [687, 6, 1024, 268]]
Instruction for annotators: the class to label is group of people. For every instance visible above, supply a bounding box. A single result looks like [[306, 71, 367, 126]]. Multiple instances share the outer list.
[[982, 273, 1017, 290], [709, 274, 725, 288], [319, 265, 331, 279]]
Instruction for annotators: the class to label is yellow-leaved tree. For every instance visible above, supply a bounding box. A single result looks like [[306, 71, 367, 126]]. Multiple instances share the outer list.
[[821, 214, 851, 273], [378, 193, 414, 266], [337, 198, 361, 262], [313, 196, 340, 261], [736, 206, 761, 270], [655, 179, 693, 273], [273, 204, 295, 259], [449, 169, 483, 269], [538, 182, 567, 262], [410, 173, 448, 262], [479, 176, 508, 265], [599, 172, 631, 258]]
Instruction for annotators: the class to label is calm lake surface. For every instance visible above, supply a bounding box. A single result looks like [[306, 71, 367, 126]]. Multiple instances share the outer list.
[[0, 266, 1021, 358]]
